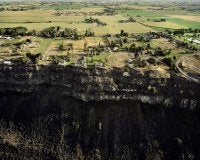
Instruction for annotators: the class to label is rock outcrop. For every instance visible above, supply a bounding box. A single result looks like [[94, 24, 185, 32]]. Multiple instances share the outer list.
[[0, 63, 199, 160]]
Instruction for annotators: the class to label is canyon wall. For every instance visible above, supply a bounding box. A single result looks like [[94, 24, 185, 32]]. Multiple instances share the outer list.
[[0, 63, 199, 160]]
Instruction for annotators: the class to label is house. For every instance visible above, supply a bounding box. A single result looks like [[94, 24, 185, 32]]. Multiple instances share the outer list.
[[123, 72, 130, 77], [112, 47, 119, 52], [3, 61, 12, 65], [94, 62, 103, 68], [58, 60, 67, 66], [127, 58, 133, 63], [0, 36, 12, 40], [75, 56, 87, 67]]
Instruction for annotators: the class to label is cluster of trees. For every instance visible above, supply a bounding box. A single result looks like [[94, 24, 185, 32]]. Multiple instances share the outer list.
[[166, 28, 200, 35], [40, 26, 60, 38], [129, 43, 144, 53], [108, 39, 128, 50], [153, 47, 172, 56], [85, 29, 95, 37], [84, 17, 107, 26], [138, 31, 198, 52], [38, 27, 80, 39], [118, 30, 129, 37], [162, 57, 175, 68], [147, 18, 166, 22], [50, 54, 71, 64], [1, 6, 37, 11], [0, 7, 5, 12], [61, 28, 79, 39], [0, 26, 96, 39], [135, 34, 151, 42], [40, 26, 79, 40], [85, 42, 105, 56], [0, 27, 28, 36], [104, 8, 116, 15], [26, 52, 42, 64], [119, 17, 136, 23], [175, 40, 197, 51]]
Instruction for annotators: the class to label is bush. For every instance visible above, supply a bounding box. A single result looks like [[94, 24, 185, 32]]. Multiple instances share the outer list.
[[147, 85, 158, 94], [40, 27, 59, 38], [147, 57, 157, 65], [26, 53, 42, 64], [162, 57, 174, 67], [0, 27, 28, 36], [85, 29, 95, 37]]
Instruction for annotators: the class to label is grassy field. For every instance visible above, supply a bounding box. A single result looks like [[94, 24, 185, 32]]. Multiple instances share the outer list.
[[116, 9, 164, 18], [142, 21, 187, 29], [115, 6, 200, 30], [0, 2, 199, 69], [35, 38, 53, 54], [151, 38, 176, 49], [1, 3, 199, 34], [166, 18, 200, 29], [0, 10, 154, 34], [169, 15, 200, 22]]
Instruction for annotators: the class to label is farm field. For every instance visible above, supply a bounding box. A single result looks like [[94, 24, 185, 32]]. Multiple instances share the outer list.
[[142, 21, 187, 30], [0, 1, 199, 69], [0, 10, 154, 34], [169, 15, 200, 22], [1, 2, 200, 33]]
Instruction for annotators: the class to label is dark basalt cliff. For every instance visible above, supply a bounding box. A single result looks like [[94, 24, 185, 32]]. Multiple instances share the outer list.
[[0, 63, 199, 160]]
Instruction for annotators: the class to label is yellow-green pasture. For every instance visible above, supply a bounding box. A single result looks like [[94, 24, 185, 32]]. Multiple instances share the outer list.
[[0, 10, 154, 34]]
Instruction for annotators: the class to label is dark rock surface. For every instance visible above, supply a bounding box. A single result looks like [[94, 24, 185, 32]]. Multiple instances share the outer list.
[[0, 64, 199, 160]]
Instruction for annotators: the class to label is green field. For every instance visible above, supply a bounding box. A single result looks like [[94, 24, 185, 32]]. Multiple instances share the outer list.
[[0, 10, 154, 34], [0, 1, 199, 68], [1, 2, 200, 34], [116, 9, 164, 18], [167, 18, 200, 29]]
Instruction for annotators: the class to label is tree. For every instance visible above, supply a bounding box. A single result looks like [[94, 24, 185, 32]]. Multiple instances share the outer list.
[[67, 43, 74, 54], [162, 57, 174, 68], [147, 57, 157, 65], [146, 43, 151, 49], [84, 41, 88, 51], [0, 27, 28, 36], [40, 27, 58, 38], [61, 28, 79, 40], [129, 43, 136, 52], [26, 53, 42, 64], [59, 43, 65, 51], [128, 17, 136, 22], [66, 51, 71, 62], [85, 29, 95, 37], [13, 26, 28, 36], [0, 28, 5, 35]]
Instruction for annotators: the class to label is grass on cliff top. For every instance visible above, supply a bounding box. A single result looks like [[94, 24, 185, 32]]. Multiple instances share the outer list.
[[35, 38, 53, 54], [86, 52, 110, 66]]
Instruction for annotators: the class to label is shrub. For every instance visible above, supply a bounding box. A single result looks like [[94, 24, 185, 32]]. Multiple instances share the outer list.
[[147, 85, 158, 94], [26, 52, 42, 64], [147, 57, 157, 65], [162, 57, 174, 67]]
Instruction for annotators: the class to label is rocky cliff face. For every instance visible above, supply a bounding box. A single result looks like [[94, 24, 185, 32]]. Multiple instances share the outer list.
[[0, 63, 199, 160]]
